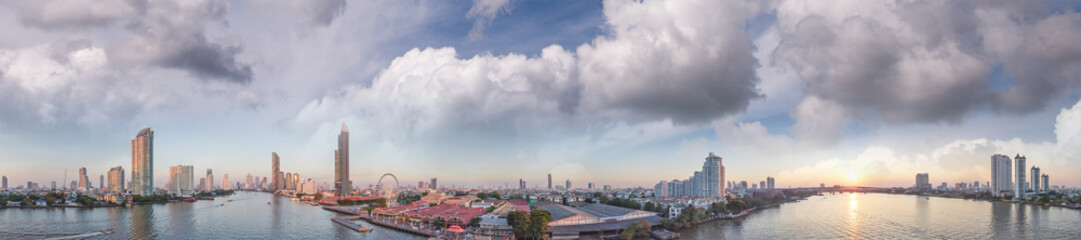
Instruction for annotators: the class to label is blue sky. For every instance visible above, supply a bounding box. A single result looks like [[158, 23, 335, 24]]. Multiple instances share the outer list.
[[2, 0, 1081, 189]]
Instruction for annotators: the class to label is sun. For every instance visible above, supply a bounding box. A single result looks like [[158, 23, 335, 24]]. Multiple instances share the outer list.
[[848, 172, 859, 181]]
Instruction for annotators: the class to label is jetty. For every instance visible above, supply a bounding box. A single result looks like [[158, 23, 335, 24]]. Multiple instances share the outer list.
[[332, 217, 373, 233], [322, 206, 363, 215]]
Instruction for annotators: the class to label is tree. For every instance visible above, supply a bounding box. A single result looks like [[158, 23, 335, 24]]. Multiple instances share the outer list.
[[528, 209, 552, 240], [486, 206, 496, 213], [507, 211, 531, 239], [314, 194, 323, 201], [470, 217, 483, 227], [490, 191, 502, 199], [477, 192, 488, 200], [620, 223, 639, 240]]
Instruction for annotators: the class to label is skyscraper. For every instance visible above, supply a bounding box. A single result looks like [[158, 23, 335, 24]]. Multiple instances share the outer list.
[[246, 174, 253, 190], [131, 128, 154, 196], [99, 175, 104, 190], [991, 154, 1012, 197], [223, 174, 231, 190], [654, 180, 668, 197], [1030, 166, 1040, 193], [335, 123, 351, 197], [566, 179, 571, 189], [78, 167, 89, 190], [272, 152, 280, 191], [168, 165, 194, 196], [1041, 174, 1049, 192], [2, 176, 6, 190], [767, 177, 775, 189], [108, 166, 125, 194], [206, 169, 214, 191], [702, 152, 725, 197], [548, 173, 552, 189], [431, 178, 437, 190], [1014, 154, 1026, 199], [916, 173, 930, 190]]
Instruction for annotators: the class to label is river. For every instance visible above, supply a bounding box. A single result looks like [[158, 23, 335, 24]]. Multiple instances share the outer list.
[[678, 193, 1081, 239], [0, 191, 420, 239]]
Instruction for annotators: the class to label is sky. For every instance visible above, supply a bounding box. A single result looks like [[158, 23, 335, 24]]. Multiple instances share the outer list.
[[1, 0, 1081, 189]]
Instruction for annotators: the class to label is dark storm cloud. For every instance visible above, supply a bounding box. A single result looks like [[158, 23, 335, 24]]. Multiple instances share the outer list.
[[774, 0, 1081, 123], [305, 0, 347, 26], [10, 0, 253, 84]]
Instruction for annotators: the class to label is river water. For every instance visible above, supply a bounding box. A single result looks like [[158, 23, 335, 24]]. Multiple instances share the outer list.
[[679, 193, 1081, 239], [0, 191, 419, 239]]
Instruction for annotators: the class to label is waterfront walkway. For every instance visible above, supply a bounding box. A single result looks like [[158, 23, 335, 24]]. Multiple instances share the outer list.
[[332, 216, 373, 233], [322, 206, 439, 237]]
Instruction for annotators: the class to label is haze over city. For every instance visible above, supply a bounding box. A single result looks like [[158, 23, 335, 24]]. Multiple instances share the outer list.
[[3, 0, 1081, 189]]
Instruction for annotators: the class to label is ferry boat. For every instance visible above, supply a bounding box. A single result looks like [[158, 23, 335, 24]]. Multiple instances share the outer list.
[[184, 198, 197, 202], [102, 227, 116, 234]]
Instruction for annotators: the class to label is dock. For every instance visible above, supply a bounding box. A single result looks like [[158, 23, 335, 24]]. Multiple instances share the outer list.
[[322, 206, 363, 215], [332, 217, 373, 233]]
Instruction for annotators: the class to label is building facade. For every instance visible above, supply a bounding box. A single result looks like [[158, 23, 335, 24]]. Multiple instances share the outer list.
[[1015, 154, 1026, 199], [131, 128, 154, 196], [168, 165, 194, 196], [108, 166, 124, 193], [78, 167, 89, 190], [272, 152, 280, 191], [1030, 166, 1040, 193], [916, 173, 930, 190], [991, 154, 1012, 197], [335, 123, 351, 197]]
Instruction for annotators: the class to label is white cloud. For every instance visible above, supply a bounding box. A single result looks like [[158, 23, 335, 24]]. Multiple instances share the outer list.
[[466, 0, 511, 41]]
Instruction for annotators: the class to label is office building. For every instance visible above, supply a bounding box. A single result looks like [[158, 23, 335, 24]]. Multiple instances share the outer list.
[[916, 173, 930, 190], [431, 178, 437, 190], [2, 176, 6, 190], [108, 166, 125, 193], [588, 182, 593, 189], [223, 174, 231, 190], [519, 179, 526, 190], [566, 179, 571, 189], [991, 154, 1012, 197], [335, 123, 351, 197], [246, 174, 253, 190], [767, 177, 775, 190], [272, 152, 280, 191], [548, 173, 552, 189], [168, 165, 194, 196], [1015, 154, 1026, 199], [131, 128, 154, 196], [78, 167, 89, 190]]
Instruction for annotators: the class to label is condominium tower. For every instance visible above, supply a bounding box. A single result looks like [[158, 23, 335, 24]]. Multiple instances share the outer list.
[[272, 152, 280, 191], [991, 154, 1012, 197], [108, 166, 125, 193], [168, 165, 194, 196], [1015, 154, 1026, 199], [131, 128, 154, 196]]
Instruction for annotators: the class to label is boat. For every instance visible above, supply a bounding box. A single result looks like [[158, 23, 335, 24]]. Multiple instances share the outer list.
[[101, 227, 116, 234], [267, 201, 272, 205], [184, 198, 197, 202]]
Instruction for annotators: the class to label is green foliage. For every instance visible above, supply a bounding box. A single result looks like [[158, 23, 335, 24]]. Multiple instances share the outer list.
[[486, 206, 496, 213], [398, 194, 421, 204], [620, 220, 652, 240], [726, 199, 748, 213], [662, 206, 704, 230], [477, 192, 488, 200], [507, 210, 552, 240], [603, 198, 642, 210], [469, 217, 482, 227], [708, 201, 727, 214], [313, 194, 323, 201]]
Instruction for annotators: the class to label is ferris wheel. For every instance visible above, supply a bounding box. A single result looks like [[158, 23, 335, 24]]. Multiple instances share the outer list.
[[377, 173, 399, 206]]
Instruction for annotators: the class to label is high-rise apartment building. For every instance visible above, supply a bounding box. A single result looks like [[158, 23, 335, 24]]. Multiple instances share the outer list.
[[168, 165, 194, 196], [548, 173, 552, 189], [99, 175, 104, 190], [2, 176, 6, 190], [991, 154, 1012, 197], [1041, 174, 1049, 193], [206, 169, 214, 191], [431, 178, 437, 190], [1030, 166, 1040, 193], [566, 179, 571, 189], [699, 152, 725, 197], [916, 173, 930, 190], [335, 123, 351, 197], [108, 166, 125, 193], [654, 180, 668, 198], [78, 167, 89, 190], [222, 174, 231, 190], [767, 177, 775, 189], [246, 174, 254, 190], [131, 128, 154, 196], [1015, 154, 1026, 199], [272, 152, 280, 191]]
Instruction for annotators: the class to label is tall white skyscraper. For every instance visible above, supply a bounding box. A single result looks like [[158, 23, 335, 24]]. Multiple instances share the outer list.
[[1030, 166, 1041, 193], [131, 128, 154, 196], [991, 154, 1012, 197], [702, 152, 725, 198], [1015, 154, 1026, 199], [654, 180, 668, 197], [205, 169, 214, 191], [272, 152, 280, 191]]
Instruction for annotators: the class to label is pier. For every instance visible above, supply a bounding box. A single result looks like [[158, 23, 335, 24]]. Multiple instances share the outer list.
[[332, 217, 373, 233]]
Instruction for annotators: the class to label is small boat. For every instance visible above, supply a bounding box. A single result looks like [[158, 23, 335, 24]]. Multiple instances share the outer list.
[[184, 198, 197, 202], [102, 227, 116, 234]]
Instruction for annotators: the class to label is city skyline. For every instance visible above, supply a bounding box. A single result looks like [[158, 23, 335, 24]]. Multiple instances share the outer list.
[[3, 1, 1081, 189]]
